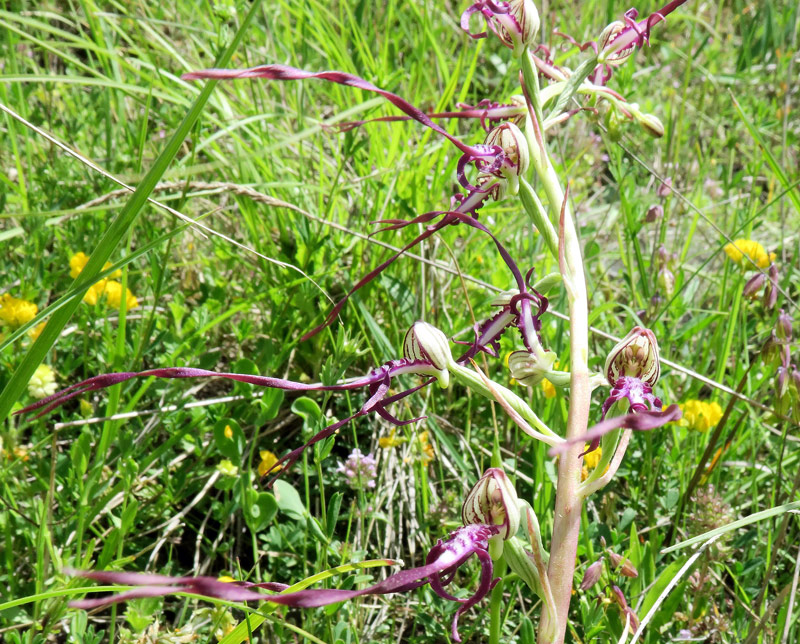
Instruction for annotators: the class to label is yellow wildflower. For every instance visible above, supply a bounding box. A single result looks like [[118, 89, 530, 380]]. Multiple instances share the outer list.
[[541, 379, 556, 398], [70, 252, 132, 306], [0, 294, 38, 329], [581, 445, 604, 481], [405, 431, 435, 465], [69, 252, 121, 279], [28, 364, 57, 399], [102, 281, 138, 309], [2, 445, 30, 462], [723, 239, 776, 269], [28, 321, 47, 340], [583, 446, 603, 470], [677, 400, 723, 432], [83, 283, 103, 305], [379, 429, 404, 449], [217, 575, 236, 583], [418, 431, 435, 465], [258, 450, 282, 476]]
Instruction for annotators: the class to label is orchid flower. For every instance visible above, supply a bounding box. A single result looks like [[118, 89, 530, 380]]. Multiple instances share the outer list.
[[182, 65, 509, 193], [182, 62, 547, 340], [550, 0, 689, 86], [67, 469, 528, 640], [549, 327, 682, 458], [19, 358, 435, 482], [331, 98, 526, 134], [68, 525, 500, 641], [461, 0, 540, 56]]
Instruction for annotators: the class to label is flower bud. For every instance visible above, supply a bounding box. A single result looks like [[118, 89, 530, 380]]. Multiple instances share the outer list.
[[638, 112, 665, 138], [604, 326, 660, 386], [403, 321, 452, 387], [462, 468, 520, 540], [597, 21, 634, 66], [484, 122, 529, 192], [610, 584, 628, 609], [579, 558, 604, 591], [493, 0, 540, 55], [743, 272, 766, 298], [762, 332, 780, 364], [604, 106, 624, 142], [508, 349, 558, 387], [608, 551, 639, 578], [644, 204, 663, 223], [657, 267, 675, 297], [657, 177, 673, 198], [777, 309, 792, 342], [763, 264, 779, 309]]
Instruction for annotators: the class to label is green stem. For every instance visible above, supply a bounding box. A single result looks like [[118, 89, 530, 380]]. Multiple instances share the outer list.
[[523, 61, 591, 644], [449, 362, 561, 444], [489, 557, 507, 644]]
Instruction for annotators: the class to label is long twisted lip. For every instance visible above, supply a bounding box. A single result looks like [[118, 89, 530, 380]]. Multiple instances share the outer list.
[[66, 523, 502, 642]]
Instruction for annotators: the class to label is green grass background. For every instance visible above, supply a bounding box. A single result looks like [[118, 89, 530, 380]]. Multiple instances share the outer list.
[[1, 0, 799, 642]]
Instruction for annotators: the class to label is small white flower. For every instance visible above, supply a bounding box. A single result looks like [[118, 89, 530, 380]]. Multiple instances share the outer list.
[[28, 364, 58, 400]]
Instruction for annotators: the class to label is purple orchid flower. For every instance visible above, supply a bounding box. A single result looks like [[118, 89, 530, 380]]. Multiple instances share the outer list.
[[19, 360, 434, 482], [552, 0, 689, 85], [182, 63, 539, 341], [597, 0, 690, 63], [601, 375, 661, 419], [67, 523, 502, 642], [549, 326, 681, 457], [549, 403, 682, 457], [461, 0, 539, 54]]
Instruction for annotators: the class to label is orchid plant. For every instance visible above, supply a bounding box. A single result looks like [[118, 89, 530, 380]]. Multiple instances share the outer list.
[[21, 1, 690, 642]]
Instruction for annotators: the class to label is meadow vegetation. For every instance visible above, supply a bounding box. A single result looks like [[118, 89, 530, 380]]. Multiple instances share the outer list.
[[1, 0, 799, 642]]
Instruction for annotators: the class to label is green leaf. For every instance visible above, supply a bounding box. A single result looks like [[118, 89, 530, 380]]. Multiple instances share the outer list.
[[326, 492, 344, 538], [273, 479, 306, 520], [291, 396, 322, 436], [244, 491, 278, 533], [213, 419, 246, 461]]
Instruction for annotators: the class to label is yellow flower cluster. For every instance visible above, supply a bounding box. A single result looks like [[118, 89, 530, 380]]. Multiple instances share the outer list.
[[70, 252, 138, 309], [258, 450, 282, 476], [581, 445, 603, 481], [28, 364, 58, 399], [723, 239, 776, 269], [2, 445, 29, 462], [677, 400, 723, 432], [381, 429, 436, 465], [379, 428, 404, 449], [0, 293, 38, 329]]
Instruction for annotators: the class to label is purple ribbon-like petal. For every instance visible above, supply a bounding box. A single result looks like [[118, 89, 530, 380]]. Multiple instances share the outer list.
[[68, 524, 501, 642], [18, 359, 438, 483], [182, 64, 489, 160], [548, 404, 682, 457]]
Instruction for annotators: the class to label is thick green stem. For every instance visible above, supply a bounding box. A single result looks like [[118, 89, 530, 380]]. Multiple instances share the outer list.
[[523, 84, 592, 644]]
